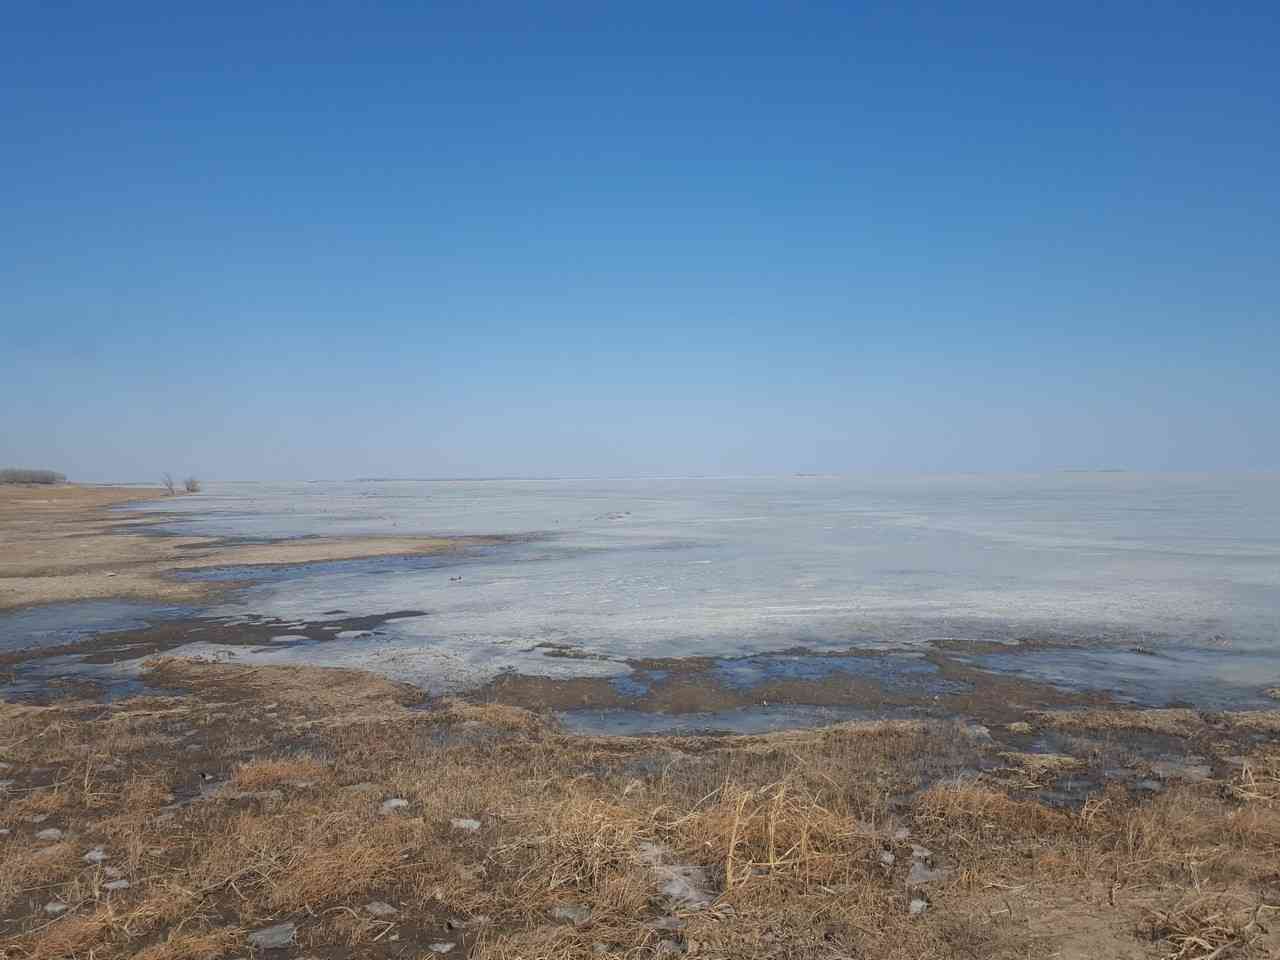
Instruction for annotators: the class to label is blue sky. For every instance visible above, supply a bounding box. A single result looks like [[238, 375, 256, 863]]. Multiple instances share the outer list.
[[2, 1, 1277, 480]]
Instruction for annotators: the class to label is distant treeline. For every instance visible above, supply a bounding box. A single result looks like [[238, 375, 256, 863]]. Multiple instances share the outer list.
[[0, 468, 66, 484]]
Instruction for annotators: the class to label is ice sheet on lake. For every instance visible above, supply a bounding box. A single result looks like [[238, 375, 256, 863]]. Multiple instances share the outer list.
[[77, 474, 1280, 698]]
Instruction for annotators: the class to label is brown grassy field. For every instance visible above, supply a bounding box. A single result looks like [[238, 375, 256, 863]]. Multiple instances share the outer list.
[[0, 484, 487, 611], [3, 659, 1279, 959]]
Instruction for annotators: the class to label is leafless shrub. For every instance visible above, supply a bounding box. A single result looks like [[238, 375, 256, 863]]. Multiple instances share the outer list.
[[184, 476, 201, 493], [162, 473, 176, 495]]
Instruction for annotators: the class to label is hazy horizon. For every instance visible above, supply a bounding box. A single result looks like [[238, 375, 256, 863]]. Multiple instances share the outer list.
[[16, 469, 1280, 488], [4, 3, 1277, 481]]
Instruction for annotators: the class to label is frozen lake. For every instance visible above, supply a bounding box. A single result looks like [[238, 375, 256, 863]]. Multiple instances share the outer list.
[[106, 473, 1279, 698]]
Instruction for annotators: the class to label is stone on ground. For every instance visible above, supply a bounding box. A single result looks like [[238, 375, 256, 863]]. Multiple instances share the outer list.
[[248, 922, 297, 949]]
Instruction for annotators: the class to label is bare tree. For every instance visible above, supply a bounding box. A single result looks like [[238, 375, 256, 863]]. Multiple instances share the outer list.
[[184, 476, 202, 493], [162, 473, 176, 495]]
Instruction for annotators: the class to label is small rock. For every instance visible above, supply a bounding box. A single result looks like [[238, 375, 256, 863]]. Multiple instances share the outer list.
[[29, 814, 50, 824], [1135, 779, 1164, 793], [552, 904, 593, 925], [450, 817, 481, 832], [380, 798, 409, 814], [879, 850, 896, 867], [104, 879, 131, 891], [637, 841, 715, 909], [84, 846, 107, 863], [654, 942, 686, 957], [104, 866, 124, 879], [364, 901, 397, 918], [1007, 721, 1033, 734], [0, 779, 14, 790], [0, 828, 10, 836], [248, 922, 297, 950], [910, 844, 932, 860], [592, 945, 611, 956], [892, 826, 910, 842], [36, 828, 63, 841], [428, 944, 456, 954], [44, 901, 68, 916], [343, 782, 380, 794], [906, 861, 948, 886], [909, 897, 929, 916]]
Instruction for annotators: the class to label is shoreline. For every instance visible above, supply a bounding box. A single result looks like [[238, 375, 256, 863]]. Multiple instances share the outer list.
[[0, 483, 498, 612]]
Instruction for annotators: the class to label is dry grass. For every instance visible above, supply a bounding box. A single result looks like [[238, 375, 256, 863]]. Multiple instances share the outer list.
[[3, 664, 1280, 959], [229, 756, 332, 790], [1027, 708, 1206, 738]]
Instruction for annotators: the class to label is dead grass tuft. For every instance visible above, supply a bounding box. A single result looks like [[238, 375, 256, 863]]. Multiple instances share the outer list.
[[916, 781, 1073, 842], [1028, 708, 1206, 737], [669, 779, 879, 889], [131, 927, 242, 960], [436, 697, 552, 735], [231, 756, 332, 790], [1144, 894, 1279, 959]]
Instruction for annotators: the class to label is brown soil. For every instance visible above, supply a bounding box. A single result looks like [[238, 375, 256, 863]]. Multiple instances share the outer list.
[[2, 658, 1279, 959], [0, 484, 490, 611]]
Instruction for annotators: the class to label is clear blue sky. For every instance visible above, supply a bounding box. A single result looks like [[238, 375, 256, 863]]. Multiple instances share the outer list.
[[3, 2, 1277, 481]]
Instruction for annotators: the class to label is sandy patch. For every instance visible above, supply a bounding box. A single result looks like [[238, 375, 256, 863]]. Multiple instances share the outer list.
[[0, 484, 481, 611]]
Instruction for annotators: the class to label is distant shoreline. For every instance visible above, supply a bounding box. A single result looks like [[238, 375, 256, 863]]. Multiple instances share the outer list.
[[0, 483, 491, 612]]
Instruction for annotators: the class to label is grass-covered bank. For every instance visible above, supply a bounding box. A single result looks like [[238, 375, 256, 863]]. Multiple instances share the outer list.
[[2, 659, 1279, 959]]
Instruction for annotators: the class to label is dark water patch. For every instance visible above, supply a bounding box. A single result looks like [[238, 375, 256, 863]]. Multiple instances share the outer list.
[[609, 669, 669, 698], [956, 645, 1280, 710], [0, 608, 431, 701], [477, 645, 1102, 734], [0, 600, 196, 654], [710, 652, 968, 697], [0, 653, 183, 705]]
